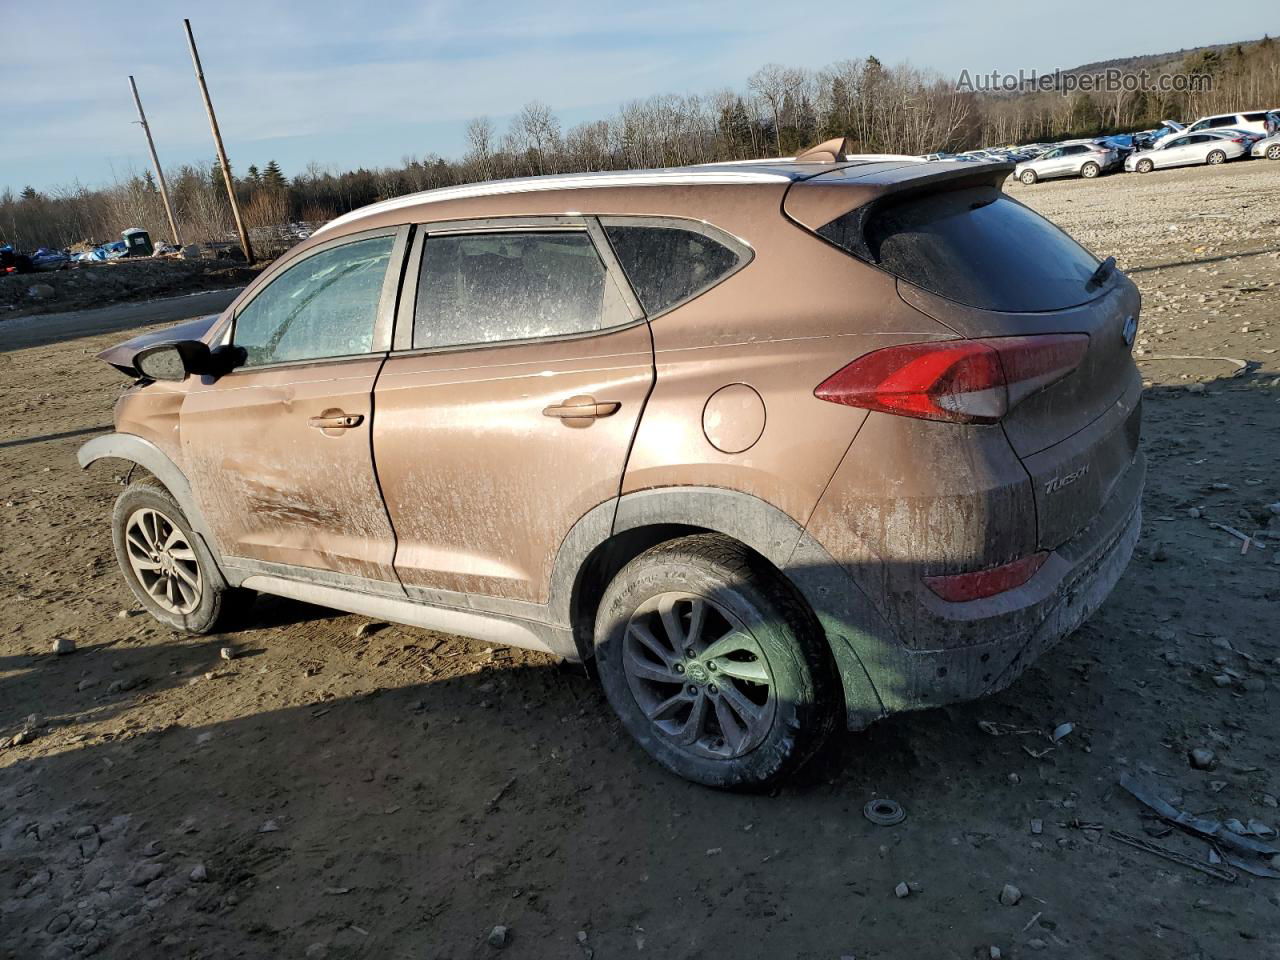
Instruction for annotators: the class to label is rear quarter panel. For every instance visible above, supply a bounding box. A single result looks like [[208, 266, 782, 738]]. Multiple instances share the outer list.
[[623, 218, 958, 529]]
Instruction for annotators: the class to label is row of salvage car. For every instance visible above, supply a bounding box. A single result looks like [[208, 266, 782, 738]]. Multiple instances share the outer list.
[[930, 110, 1280, 185]]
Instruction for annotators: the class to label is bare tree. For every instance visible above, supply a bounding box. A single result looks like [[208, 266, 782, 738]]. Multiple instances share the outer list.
[[465, 116, 497, 180], [749, 64, 806, 155]]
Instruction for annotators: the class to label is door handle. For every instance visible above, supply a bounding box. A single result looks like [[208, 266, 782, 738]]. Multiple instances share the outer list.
[[308, 413, 364, 430], [542, 396, 621, 422]]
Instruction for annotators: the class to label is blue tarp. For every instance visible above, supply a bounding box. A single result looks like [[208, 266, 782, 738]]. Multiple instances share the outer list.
[[31, 247, 70, 270], [72, 241, 128, 262]]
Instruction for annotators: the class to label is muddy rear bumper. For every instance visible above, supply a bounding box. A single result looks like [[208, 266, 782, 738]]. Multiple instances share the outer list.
[[831, 451, 1144, 724]]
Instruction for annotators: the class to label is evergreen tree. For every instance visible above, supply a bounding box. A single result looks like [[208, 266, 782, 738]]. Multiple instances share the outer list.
[[143, 170, 157, 192], [246, 164, 262, 185], [262, 160, 287, 191], [19, 186, 39, 202]]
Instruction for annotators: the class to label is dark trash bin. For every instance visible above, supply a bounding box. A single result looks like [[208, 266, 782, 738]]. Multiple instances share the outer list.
[[121, 228, 153, 258]]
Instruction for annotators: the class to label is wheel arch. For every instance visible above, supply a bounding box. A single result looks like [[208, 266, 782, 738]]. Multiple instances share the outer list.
[[78, 433, 226, 570], [551, 487, 890, 728]]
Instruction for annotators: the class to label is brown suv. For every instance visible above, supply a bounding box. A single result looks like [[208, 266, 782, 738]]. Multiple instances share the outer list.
[[81, 144, 1143, 788]]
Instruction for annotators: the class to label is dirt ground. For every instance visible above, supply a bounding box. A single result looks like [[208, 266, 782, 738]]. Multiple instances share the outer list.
[[2, 159, 1279, 960]]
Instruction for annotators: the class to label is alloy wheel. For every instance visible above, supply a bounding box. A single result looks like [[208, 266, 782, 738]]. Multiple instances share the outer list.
[[621, 592, 776, 760], [123, 507, 202, 615]]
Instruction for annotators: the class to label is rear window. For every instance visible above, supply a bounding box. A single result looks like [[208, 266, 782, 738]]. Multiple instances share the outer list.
[[602, 222, 743, 316], [1244, 112, 1268, 122], [818, 186, 1101, 312]]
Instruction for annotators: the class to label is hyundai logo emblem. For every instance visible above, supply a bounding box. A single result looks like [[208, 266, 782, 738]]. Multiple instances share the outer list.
[[1122, 315, 1137, 346]]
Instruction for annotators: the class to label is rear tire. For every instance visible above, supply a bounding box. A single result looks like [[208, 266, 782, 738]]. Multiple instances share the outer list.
[[111, 480, 253, 634], [1019, 170, 1037, 185], [1206, 149, 1226, 165], [593, 534, 839, 789], [1136, 158, 1154, 174], [1080, 161, 1100, 178]]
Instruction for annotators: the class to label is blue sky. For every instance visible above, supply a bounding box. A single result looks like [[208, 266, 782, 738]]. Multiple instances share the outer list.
[[2, 1, 1273, 192]]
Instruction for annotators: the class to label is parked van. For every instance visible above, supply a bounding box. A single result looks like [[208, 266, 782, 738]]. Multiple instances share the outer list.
[[1154, 111, 1279, 148]]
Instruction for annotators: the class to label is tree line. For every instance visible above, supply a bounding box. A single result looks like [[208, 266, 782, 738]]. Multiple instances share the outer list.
[[3, 37, 1277, 253]]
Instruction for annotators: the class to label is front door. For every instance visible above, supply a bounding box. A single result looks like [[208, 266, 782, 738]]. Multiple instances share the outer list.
[[180, 228, 407, 587], [373, 221, 653, 603], [1039, 148, 1067, 176], [1158, 137, 1193, 168]]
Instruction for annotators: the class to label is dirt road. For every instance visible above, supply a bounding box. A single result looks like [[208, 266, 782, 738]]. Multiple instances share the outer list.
[[2, 160, 1279, 960]]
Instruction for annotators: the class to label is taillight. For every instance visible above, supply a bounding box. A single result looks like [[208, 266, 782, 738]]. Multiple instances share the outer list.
[[815, 335, 1088, 423], [924, 552, 1048, 602]]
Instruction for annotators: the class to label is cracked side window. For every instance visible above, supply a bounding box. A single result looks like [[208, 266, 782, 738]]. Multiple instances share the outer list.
[[235, 235, 393, 366]]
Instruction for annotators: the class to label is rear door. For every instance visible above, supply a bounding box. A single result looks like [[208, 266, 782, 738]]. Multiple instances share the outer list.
[[372, 218, 653, 603], [180, 227, 408, 586]]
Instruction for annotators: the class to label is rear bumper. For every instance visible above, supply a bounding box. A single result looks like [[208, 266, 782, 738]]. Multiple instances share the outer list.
[[847, 451, 1144, 719]]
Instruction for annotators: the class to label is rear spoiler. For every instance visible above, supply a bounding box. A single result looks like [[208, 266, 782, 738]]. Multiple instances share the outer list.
[[783, 160, 1014, 235]]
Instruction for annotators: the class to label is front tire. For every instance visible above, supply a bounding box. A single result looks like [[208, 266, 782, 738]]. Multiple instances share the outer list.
[[111, 480, 252, 633], [1136, 158, 1154, 174], [593, 534, 839, 789], [1206, 149, 1226, 165], [1267, 144, 1280, 160], [1019, 170, 1037, 185], [1080, 161, 1100, 178]]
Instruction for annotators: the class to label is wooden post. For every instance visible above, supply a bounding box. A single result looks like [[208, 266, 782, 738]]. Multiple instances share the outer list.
[[128, 76, 182, 248], [183, 18, 254, 264]]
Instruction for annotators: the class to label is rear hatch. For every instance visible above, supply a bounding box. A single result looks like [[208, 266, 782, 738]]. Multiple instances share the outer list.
[[786, 167, 1142, 550]]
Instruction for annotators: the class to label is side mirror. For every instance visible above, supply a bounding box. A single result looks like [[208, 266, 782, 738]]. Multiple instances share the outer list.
[[133, 340, 246, 382]]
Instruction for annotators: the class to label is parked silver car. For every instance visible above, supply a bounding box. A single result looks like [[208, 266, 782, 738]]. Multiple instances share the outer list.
[[1124, 131, 1248, 172], [1014, 143, 1118, 184], [1252, 132, 1280, 160]]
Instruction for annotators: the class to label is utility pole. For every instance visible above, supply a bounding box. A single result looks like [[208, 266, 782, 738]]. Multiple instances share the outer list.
[[128, 76, 182, 247], [183, 18, 254, 264]]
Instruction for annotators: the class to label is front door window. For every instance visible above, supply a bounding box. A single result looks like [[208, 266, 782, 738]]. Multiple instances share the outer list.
[[235, 235, 394, 366]]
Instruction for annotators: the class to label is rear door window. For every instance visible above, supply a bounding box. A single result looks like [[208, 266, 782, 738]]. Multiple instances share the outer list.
[[602, 222, 745, 316], [1207, 115, 1236, 128], [1244, 112, 1268, 122], [412, 231, 630, 349], [818, 186, 1101, 312]]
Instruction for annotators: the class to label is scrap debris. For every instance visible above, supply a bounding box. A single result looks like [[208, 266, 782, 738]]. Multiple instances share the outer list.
[[1108, 830, 1238, 883], [863, 798, 907, 826], [1117, 772, 1280, 879]]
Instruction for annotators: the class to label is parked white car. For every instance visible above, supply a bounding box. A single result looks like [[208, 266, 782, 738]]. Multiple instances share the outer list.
[[1252, 132, 1280, 160], [1014, 143, 1118, 184], [1125, 131, 1248, 172], [1153, 111, 1279, 148]]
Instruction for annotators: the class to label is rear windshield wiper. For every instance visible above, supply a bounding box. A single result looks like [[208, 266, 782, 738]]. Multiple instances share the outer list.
[[1087, 255, 1116, 291]]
